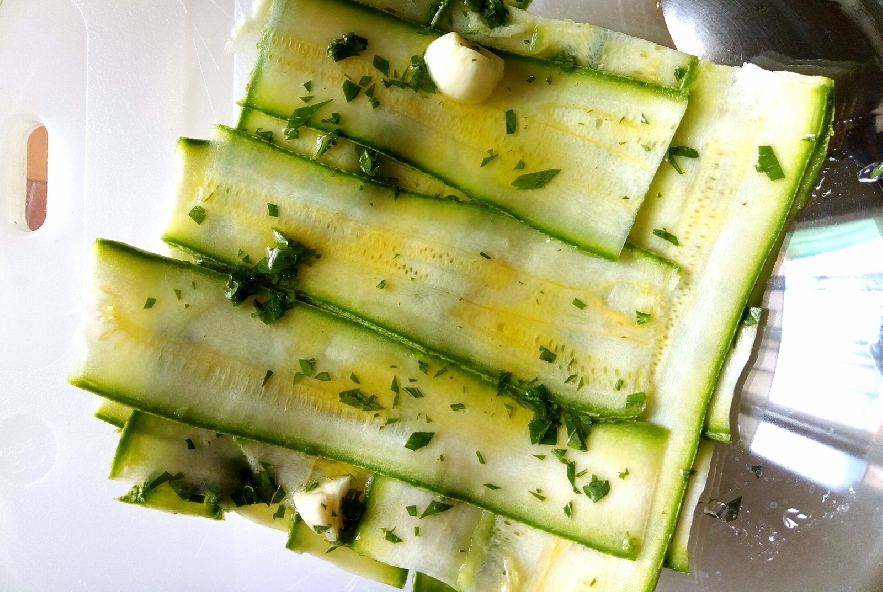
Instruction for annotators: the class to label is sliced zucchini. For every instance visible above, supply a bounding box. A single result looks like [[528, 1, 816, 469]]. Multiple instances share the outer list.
[[704, 307, 761, 442], [69, 239, 671, 558], [244, 0, 689, 259], [163, 127, 679, 419], [350, 475, 487, 587], [664, 439, 715, 573], [412, 572, 458, 592], [356, 0, 697, 90], [94, 398, 134, 428]]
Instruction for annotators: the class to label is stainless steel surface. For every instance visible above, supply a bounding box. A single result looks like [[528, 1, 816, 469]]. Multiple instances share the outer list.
[[654, 2, 883, 590]]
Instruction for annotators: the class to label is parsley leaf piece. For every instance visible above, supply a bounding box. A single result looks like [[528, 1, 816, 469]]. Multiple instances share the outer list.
[[251, 293, 291, 324], [254, 128, 273, 141], [358, 75, 372, 87], [390, 376, 400, 394], [376, 279, 386, 289], [300, 95, 314, 103], [143, 297, 157, 309], [327, 32, 368, 62], [284, 99, 333, 139], [146, 471, 184, 491], [450, 403, 465, 411], [299, 359, 315, 376], [303, 81, 312, 92], [652, 227, 679, 246], [514, 159, 526, 170], [273, 504, 286, 520], [373, 55, 390, 76], [314, 128, 340, 158], [529, 490, 546, 501], [756, 145, 785, 180], [538, 346, 557, 363], [635, 311, 651, 325], [342, 79, 362, 102], [512, 169, 560, 189], [315, 372, 331, 381], [505, 109, 517, 134], [572, 298, 586, 310], [188, 205, 206, 224], [476, 451, 486, 464], [614, 378, 624, 391], [479, 251, 491, 259], [382, 527, 403, 543], [418, 360, 429, 375], [267, 203, 279, 217], [406, 505, 418, 517], [584, 475, 611, 502], [356, 146, 381, 177], [404, 386, 424, 398], [563, 411, 591, 451], [433, 366, 448, 378], [402, 54, 436, 93], [261, 370, 274, 387], [483, 483, 501, 490], [466, 0, 508, 28], [666, 145, 699, 174], [550, 52, 576, 72], [674, 65, 687, 81], [350, 373, 360, 384], [626, 392, 646, 411], [420, 500, 454, 518], [480, 149, 498, 167], [619, 468, 629, 479], [185, 438, 195, 450], [321, 112, 341, 124], [563, 501, 573, 518], [404, 431, 435, 450], [338, 388, 383, 411]]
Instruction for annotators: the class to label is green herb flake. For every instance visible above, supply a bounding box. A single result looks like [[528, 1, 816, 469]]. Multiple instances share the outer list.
[[572, 298, 587, 310], [538, 346, 557, 363], [635, 311, 651, 325], [404, 431, 435, 450], [356, 146, 381, 177], [382, 527, 403, 543], [505, 109, 517, 134], [614, 378, 624, 391], [450, 403, 465, 411], [666, 145, 699, 174], [483, 483, 501, 490], [626, 392, 646, 410], [756, 145, 785, 180], [304, 480, 319, 492], [314, 128, 340, 158], [146, 471, 184, 491], [418, 360, 429, 375], [640, 113, 648, 124], [512, 169, 560, 190], [315, 372, 331, 381], [185, 438, 195, 450], [254, 128, 273, 141], [674, 66, 687, 81], [551, 448, 568, 462], [476, 451, 486, 464], [565, 374, 577, 384], [376, 279, 386, 289], [327, 32, 368, 62], [173, 288, 182, 301], [584, 474, 611, 502], [619, 468, 629, 479], [421, 500, 454, 518], [266, 203, 279, 218], [342, 79, 362, 102], [373, 55, 390, 76], [284, 99, 333, 139], [390, 376, 400, 394], [358, 75, 373, 87], [338, 388, 383, 411], [404, 386, 424, 399], [433, 366, 448, 378], [479, 251, 491, 259], [188, 205, 206, 224], [299, 359, 316, 376], [321, 112, 341, 125], [261, 370, 274, 386], [143, 297, 157, 309], [514, 159, 526, 170], [300, 95, 314, 103], [350, 373, 360, 384], [303, 80, 312, 92], [406, 505, 418, 517], [563, 501, 573, 518], [480, 149, 498, 167], [533, 454, 546, 460], [551, 53, 576, 72]]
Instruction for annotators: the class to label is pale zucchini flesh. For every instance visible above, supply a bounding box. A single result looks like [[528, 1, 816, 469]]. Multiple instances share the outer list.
[[163, 127, 679, 419], [70, 239, 671, 558], [245, 0, 689, 259]]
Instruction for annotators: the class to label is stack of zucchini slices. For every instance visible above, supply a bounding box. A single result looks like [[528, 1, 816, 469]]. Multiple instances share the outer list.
[[70, 0, 834, 590]]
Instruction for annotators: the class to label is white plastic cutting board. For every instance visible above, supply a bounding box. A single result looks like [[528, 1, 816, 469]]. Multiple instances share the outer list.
[[0, 0, 673, 590]]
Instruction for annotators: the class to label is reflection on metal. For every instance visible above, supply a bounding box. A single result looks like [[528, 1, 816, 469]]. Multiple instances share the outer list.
[[858, 161, 883, 183]]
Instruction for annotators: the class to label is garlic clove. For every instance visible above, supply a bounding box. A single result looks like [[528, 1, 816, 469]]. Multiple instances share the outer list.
[[424, 32, 504, 104]]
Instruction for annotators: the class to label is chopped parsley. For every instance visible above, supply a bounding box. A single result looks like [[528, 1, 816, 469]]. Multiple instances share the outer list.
[[652, 227, 679, 246], [143, 297, 157, 309], [390, 376, 400, 394], [420, 500, 454, 518], [327, 32, 368, 62], [173, 288, 182, 301], [418, 360, 429, 374], [483, 483, 501, 490], [261, 370, 274, 387], [626, 392, 647, 411], [666, 145, 699, 174], [563, 411, 591, 451], [512, 169, 560, 190], [404, 386, 424, 398], [635, 311, 651, 325], [304, 481, 319, 492], [505, 109, 517, 134], [433, 367, 448, 378], [303, 81, 312, 92], [185, 438, 195, 450], [299, 359, 315, 376], [284, 99, 333, 139], [465, 0, 508, 28], [479, 251, 491, 259], [550, 52, 576, 72], [614, 378, 624, 391], [373, 55, 390, 76], [480, 149, 498, 167], [356, 146, 381, 177], [314, 128, 340, 158], [406, 505, 418, 516], [300, 95, 314, 103], [315, 372, 331, 381], [514, 159, 525, 170], [538, 346, 557, 363], [584, 474, 610, 502], [342, 79, 362, 102], [404, 431, 435, 450], [253, 128, 273, 141], [382, 527, 403, 543], [619, 468, 629, 479], [376, 279, 386, 289], [756, 145, 785, 180], [572, 298, 587, 310], [563, 501, 573, 518], [529, 490, 546, 501], [476, 451, 486, 464], [146, 471, 184, 491], [321, 112, 341, 125], [273, 504, 286, 520], [267, 203, 279, 217], [674, 65, 688, 81], [338, 388, 383, 411], [188, 205, 206, 224]]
